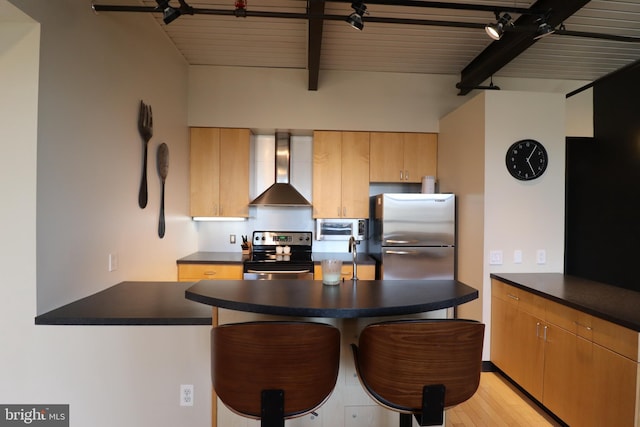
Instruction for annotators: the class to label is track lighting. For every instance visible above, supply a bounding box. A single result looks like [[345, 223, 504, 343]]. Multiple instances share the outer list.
[[534, 20, 555, 40], [155, 0, 193, 25], [485, 12, 512, 40], [346, 1, 368, 31]]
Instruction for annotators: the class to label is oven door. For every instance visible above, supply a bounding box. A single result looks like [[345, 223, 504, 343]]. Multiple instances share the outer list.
[[243, 269, 314, 280]]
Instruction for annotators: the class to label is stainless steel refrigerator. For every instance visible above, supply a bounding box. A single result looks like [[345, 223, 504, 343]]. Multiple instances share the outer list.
[[371, 193, 456, 281]]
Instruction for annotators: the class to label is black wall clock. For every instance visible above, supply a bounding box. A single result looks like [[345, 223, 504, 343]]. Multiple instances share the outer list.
[[505, 139, 548, 181]]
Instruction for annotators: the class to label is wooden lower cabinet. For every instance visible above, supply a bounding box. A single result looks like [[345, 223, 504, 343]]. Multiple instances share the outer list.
[[177, 263, 243, 281], [177, 263, 243, 427], [491, 278, 640, 427]]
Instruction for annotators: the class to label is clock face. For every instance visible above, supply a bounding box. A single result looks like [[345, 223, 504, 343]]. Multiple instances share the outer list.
[[505, 139, 548, 181]]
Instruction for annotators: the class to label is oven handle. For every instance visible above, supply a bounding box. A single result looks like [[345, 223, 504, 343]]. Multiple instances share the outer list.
[[246, 269, 312, 274]]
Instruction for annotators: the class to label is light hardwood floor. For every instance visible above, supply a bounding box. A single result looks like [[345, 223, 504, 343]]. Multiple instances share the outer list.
[[445, 372, 563, 427]]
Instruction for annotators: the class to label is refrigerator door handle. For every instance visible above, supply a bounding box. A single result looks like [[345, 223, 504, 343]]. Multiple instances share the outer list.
[[385, 250, 418, 255], [385, 239, 419, 245]]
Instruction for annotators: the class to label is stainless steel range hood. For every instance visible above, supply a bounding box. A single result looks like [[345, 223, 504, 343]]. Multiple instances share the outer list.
[[249, 132, 311, 207]]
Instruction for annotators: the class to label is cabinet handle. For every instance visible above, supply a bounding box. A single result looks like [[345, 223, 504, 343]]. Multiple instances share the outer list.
[[405, 170, 409, 181], [399, 170, 403, 180], [574, 321, 593, 331], [507, 293, 520, 301], [204, 271, 216, 276], [343, 207, 347, 217], [337, 207, 341, 217], [543, 325, 548, 341], [536, 322, 540, 338]]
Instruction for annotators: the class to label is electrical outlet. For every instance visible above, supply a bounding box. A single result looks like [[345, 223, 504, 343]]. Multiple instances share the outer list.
[[489, 250, 503, 265], [180, 384, 194, 407], [230, 234, 236, 244], [536, 249, 546, 265], [108, 253, 119, 272], [513, 250, 523, 264]]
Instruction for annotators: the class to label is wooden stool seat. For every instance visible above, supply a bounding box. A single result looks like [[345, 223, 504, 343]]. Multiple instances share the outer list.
[[351, 319, 484, 426], [211, 321, 340, 426]]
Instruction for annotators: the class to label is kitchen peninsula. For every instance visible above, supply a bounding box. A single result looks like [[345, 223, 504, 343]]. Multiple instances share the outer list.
[[186, 278, 478, 427]]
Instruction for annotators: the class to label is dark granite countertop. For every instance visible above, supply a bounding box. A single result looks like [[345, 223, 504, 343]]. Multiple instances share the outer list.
[[176, 251, 376, 265], [186, 279, 478, 318], [491, 273, 640, 332], [35, 282, 213, 325], [177, 252, 247, 264]]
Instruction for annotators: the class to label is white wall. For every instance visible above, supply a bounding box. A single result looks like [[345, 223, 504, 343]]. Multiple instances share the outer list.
[[189, 65, 592, 135], [2, 2, 209, 427], [438, 93, 486, 323], [24, 0, 198, 314], [439, 91, 566, 359]]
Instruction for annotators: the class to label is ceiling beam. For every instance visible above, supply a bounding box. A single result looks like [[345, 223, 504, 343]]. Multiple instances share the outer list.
[[456, 0, 591, 95], [307, 0, 326, 91]]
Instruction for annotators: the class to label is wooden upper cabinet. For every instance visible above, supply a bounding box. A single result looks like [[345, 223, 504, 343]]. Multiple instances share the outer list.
[[190, 128, 250, 217], [313, 131, 370, 218], [369, 132, 404, 182], [313, 131, 342, 218], [403, 133, 438, 182], [369, 132, 437, 183]]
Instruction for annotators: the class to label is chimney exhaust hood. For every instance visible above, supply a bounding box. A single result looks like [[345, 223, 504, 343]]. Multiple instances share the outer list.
[[249, 132, 311, 207]]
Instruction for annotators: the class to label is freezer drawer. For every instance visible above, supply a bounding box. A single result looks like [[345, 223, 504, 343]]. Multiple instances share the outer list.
[[381, 246, 454, 280]]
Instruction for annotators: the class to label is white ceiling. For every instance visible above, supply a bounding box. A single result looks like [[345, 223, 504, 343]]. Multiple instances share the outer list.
[[105, 0, 640, 93]]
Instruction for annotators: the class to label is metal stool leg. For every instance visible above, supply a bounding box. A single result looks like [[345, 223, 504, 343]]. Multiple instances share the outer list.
[[400, 413, 413, 427], [261, 389, 285, 427]]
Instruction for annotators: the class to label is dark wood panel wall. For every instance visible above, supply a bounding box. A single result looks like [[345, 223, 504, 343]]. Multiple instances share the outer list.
[[565, 62, 640, 292]]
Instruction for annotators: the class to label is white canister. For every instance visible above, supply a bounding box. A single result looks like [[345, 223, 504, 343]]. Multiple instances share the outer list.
[[422, 176, 436, 193]]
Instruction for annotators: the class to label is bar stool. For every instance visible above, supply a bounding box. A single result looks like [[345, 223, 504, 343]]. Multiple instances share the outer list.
[[211, 321, 340, 427], [351, 319, 484, 426]]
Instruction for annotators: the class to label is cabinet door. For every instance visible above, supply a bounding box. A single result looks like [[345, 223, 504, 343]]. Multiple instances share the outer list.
[[591, 343, 637, 427], [340, 132, 370, 218], [313, 131, 343, 218], [403, 133, 437, 183], [511, 311, 545, 401], [219, 128, 250, 217], [190, 128, 221, 216], [369, 132, 404, 182], [178, 264, 243, 281], [543, 327, 593, 426], [490, 295, 518, 375]]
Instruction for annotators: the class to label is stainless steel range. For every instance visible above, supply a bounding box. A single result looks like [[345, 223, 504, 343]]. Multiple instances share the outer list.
[[243, 231, 314, 280]]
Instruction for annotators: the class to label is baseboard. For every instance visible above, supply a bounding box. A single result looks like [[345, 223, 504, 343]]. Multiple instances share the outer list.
[[481, 361, 497, 372]]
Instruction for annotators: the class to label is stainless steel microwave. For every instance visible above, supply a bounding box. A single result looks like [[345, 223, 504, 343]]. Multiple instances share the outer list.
[[315, 219, 367, 241]]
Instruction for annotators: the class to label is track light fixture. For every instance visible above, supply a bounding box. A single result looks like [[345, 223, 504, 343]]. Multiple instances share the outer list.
[[533, 16, 555, 40], [155, 0, 193, 25], [485, 12, 512, 40], [346, 1, 368, 31]]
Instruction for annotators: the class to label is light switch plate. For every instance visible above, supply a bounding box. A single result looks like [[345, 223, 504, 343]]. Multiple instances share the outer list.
[[514, 250, 522, 264], [108, 253, 119, 272], [489, 250, 503, 265]]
